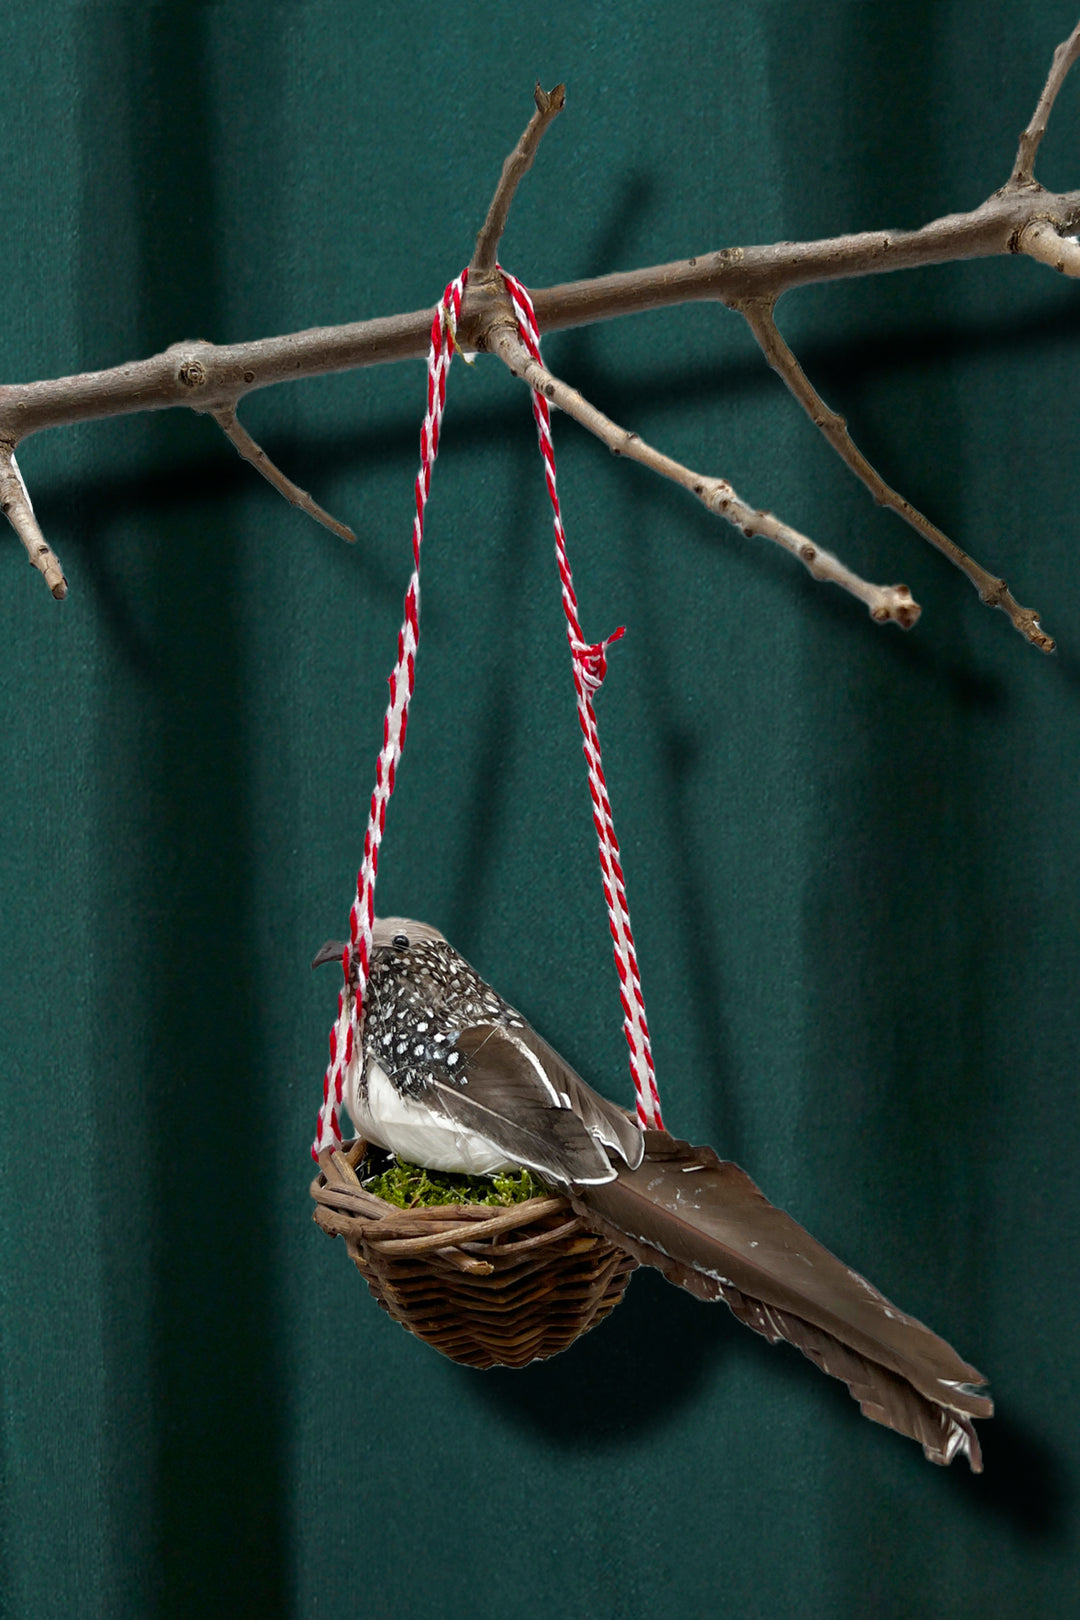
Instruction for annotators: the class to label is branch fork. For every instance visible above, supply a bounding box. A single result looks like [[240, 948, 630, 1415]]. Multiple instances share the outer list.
[[4, 25, 1080, 652], [487, 321, 919, 630]]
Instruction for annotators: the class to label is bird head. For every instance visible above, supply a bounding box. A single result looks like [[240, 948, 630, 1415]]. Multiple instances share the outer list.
[[311, 916, 448, 971]]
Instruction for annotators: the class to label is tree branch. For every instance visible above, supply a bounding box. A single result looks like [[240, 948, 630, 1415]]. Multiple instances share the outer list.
[[1017, 217, 1080, 276], [211, 407, 355, 542], [472, 82, 565, 273], [485, 323, 920, 631], [734, 299, 1053, 651], [3, 184, 1079, 446], [3, 18, 1080, 647], [522, 185, 1080, 334], [0, 445, 66, 598], [1011, 20, 1080, 185]]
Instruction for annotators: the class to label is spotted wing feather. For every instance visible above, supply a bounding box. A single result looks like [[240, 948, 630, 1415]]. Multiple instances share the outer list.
[[430, 1023, 619, 1185]]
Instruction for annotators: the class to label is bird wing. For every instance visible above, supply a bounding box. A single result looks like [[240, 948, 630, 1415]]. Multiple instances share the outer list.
[[508, 1025, 645, 1170], [571, 1129, 992, 1469], [429, 1023, 619, 1186]]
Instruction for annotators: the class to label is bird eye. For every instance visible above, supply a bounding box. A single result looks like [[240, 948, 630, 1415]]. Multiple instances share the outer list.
[[392, 933, 409, 949]]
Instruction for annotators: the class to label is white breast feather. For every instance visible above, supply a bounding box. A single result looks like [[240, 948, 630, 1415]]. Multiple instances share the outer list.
[[347, 1058, 517, 1175]]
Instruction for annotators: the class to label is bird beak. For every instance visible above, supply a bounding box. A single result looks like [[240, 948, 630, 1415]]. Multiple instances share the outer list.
[[311, 939, 349, 970]]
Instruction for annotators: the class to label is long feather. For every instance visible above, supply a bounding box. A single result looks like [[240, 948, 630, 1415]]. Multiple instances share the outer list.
[[571, 1130, 992, 1469]]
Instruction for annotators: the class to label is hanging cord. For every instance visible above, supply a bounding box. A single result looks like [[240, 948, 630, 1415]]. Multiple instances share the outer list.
[[312, 270, 468, 1158], [499, 267, 663, 1132], [312, 263, 663, 1158]]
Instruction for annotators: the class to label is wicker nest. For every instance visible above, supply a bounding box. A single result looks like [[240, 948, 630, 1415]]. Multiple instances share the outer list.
[[311, 1140, 637, 1368]]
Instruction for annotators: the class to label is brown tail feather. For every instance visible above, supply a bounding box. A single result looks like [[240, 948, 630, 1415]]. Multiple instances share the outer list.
[[571, 1130, 991, 1469]]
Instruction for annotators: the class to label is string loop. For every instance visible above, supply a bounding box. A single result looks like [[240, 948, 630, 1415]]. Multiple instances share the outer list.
[[312, 263, 663, 1160]]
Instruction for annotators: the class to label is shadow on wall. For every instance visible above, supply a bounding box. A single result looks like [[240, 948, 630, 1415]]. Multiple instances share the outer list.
[[463, 1268, 733, 1449], [785, 0, 1077, 1587], [39, 16, 1080, 1607], [80, 11, 291, 1617], [466, 1245, 1073, 1546]]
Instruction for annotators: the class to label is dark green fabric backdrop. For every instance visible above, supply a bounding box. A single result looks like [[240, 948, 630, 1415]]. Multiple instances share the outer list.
[[2, 4, 1079, 1616]]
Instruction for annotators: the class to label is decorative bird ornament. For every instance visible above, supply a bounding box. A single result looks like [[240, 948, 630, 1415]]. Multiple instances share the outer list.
[[314, 916, 992, 1470]]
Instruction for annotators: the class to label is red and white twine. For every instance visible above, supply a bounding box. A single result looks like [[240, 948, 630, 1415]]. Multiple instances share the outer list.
[[500, 267, 662, 1132], [312, 264, 661, 1159], [312, 270, 468, 1158]]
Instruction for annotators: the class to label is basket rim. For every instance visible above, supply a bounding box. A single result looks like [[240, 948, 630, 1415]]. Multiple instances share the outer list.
[[311, 1137, 575, 1247]]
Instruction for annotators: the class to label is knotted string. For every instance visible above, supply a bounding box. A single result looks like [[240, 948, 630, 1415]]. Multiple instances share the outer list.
[[498, 267, 662, 1130]]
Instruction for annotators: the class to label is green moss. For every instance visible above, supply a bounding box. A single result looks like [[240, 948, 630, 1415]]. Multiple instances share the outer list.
[[362, 1153, 552, 1209]]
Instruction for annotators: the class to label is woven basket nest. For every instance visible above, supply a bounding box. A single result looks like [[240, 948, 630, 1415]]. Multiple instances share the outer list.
[[311, 1139, 637, 1369]]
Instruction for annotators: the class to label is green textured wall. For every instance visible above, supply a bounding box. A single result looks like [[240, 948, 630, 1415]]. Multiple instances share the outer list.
[[2, 5, 1079, 1617]]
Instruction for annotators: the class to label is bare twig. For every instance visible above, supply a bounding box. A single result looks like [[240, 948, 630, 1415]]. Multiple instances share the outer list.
[[1011, 21, 1080, 185], [0, 445, 66, 598], [211, 407, 355, 542], [735, 298, 1053, 652], [486, 323, 919, 630], [472, 82, 566, 273], [1017, 218, 1080, 276]]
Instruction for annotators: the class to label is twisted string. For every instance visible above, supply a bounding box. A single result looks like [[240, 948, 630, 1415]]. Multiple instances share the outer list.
[[499, 266, 663, 1131], [311, 270, 468, 1158], [312, 262, 663, 1156]]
